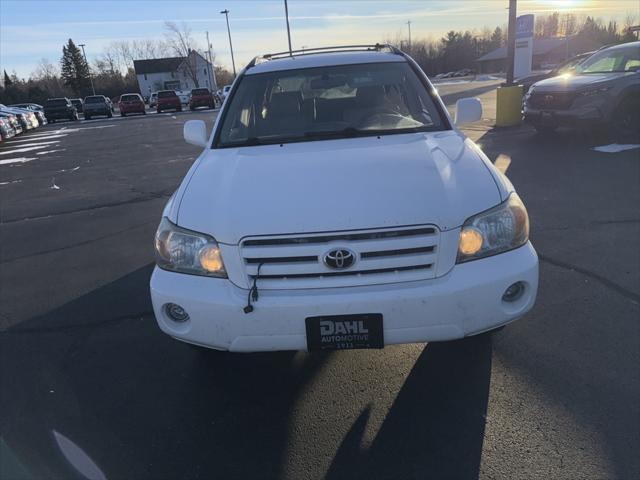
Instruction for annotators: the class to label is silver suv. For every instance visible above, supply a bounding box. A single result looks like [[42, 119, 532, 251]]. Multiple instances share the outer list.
[[524, 41, 640, 141]]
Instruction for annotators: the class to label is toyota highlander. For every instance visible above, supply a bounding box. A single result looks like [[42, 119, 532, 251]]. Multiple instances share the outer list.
[[151, 45, 539, 353]]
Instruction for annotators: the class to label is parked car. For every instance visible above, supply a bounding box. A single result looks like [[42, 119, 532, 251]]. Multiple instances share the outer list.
[[0, 112, 23, 135], [516, 51, 594, 93], [220, 85, 232, 100], [83, 95, 113, 120], [10, 104, 48, 127], [9, 102, 43, 111], [156, 90, 182, 113], [0, 104, 39, 130], [117, 93, 146, 117], [150, 44, 538, 353], [176, 90, 191, 105], [70, 98, 84, 113], [0, 116, 17, 141], [453, 68, 474, 77], [42, 98, 78, 123], [524, 41, 640, 141], [189, 88, 216, 110], [149, 92, 158, 108]]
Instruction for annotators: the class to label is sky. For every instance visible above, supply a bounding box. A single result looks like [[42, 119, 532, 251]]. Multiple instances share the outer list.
[[1, 0, 638, 77]]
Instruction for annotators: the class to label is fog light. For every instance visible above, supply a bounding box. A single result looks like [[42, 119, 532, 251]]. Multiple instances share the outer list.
[[502, 282, 525, 302], [165, 303, 190, 322]]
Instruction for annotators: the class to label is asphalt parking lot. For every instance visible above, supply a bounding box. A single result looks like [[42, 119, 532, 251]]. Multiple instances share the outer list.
[[1, 86, 639, 479]]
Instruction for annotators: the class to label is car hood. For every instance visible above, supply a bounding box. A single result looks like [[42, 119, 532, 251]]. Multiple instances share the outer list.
[[176, 131, 502, 244], [531, 72, 625, 91]]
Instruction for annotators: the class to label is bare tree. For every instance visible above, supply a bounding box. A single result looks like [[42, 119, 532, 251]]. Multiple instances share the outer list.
[[33, 58, 58, 79], [164, 21, 201, 87]]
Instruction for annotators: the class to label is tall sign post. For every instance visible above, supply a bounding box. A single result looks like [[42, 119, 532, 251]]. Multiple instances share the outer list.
[[514, 14, 534, 79], [505, 0, 517, 85]]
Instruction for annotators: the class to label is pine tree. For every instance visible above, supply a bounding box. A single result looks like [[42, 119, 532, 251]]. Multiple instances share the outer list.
[[60, 39, 90, 95], [3, 70, 12, 86]]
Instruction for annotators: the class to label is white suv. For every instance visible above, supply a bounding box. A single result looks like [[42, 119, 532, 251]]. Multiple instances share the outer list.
[[151, 45, 538, 353]]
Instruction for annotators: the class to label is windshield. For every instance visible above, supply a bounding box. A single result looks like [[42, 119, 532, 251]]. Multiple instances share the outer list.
[[45, 99, 68, 107], [576, 44, 640, 74], [158, 91, 176, 98], [216, 62, 446, 148], [121, 95, 140, 101], [85, 96, 105, 103], [192, 89, 210, 95]]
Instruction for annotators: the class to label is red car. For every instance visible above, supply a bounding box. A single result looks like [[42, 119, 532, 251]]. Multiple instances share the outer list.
[[118, 93, 146, 117], [189, 88, 216, 110], [157, 90, 182, 113]]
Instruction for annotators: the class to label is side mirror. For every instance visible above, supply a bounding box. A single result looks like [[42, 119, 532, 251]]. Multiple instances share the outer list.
[[454, 97, 483, 126], [184, 120, 208, 147]]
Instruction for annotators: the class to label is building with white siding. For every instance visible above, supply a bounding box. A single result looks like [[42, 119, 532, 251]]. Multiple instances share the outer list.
[[134, 51, 216, 97]]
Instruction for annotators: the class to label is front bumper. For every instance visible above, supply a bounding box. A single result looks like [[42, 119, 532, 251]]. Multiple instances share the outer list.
[[523, 104, 604, 127], [150, 242, 539, 352]]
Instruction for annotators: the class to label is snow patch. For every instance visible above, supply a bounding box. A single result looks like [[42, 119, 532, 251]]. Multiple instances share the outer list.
[[0, 179, 22, 185], [50, 178, 60, 190], [57, 165, 80, 172], [592, 143, 640, 153], [0, 145, 48, 155], [0, 157, 37, 166], [37, 149, 67, 155]]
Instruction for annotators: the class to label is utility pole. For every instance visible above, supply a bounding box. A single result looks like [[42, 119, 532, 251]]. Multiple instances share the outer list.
[[78, 43, 96, 96], [220, 9, 236, 77], [505, 0, 517, 85], [407, 21, 412, 50], [284, 0, 293, 56], [206, 31, 217, 90]]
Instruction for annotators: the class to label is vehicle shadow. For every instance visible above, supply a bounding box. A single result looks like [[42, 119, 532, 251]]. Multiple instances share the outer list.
[[0, 264, 331, 479], [326, 334, 492, 480]]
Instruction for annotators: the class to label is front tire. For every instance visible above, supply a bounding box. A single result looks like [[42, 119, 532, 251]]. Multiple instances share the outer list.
[[610, 98, 640, 144]]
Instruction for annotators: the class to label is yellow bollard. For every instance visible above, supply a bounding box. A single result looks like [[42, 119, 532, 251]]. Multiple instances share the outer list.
[[495, 85, 524, 127]]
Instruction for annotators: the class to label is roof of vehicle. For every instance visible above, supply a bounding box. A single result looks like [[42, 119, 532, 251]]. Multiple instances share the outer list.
[[246, 45, 405, 75], [600, 40, 640, 50]]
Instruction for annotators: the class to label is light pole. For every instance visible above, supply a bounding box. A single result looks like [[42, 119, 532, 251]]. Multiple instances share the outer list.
[[284, 0, 293, 56], [220, 9, 236, 77], [406, 20, 412, 50], [78, 43, 95, 96]]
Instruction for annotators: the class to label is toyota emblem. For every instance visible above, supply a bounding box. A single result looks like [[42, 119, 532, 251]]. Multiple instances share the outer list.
[[324, 249, 356, 269]]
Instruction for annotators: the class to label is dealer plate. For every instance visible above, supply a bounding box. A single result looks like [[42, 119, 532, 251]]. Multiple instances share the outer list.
[[305, 314, 384, 351]]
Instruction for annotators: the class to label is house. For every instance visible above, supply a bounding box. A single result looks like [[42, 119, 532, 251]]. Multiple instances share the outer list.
[[133, 50, 216, 96], [476, 36, 601, 73]]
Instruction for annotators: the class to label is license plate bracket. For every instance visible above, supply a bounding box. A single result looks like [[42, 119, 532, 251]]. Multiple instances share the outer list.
[[305, 314, 384, 351]]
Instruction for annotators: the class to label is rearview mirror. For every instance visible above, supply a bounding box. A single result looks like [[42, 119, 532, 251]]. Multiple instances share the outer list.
[[184, 120, 208, 147], [454, 97, 483, 126]]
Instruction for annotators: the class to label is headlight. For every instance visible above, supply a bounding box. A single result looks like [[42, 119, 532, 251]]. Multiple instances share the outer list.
[[457, 193, 529, 263], [154, 217, 227, 277], [579, 86, 611, 97]]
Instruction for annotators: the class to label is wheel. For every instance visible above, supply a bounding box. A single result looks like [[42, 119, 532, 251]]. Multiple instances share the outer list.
[[142, 110, 146, 115], [190, 106, 195, 111], [107, 111, 113, 118], [610, 98, 640, 143], [121, 112, 126, 117], [533, 123, 557, 135], [74, 114, 79, 121], [177, 106, 182, 112], [84, 115, 91, 120], [157, 108, 161, 114]]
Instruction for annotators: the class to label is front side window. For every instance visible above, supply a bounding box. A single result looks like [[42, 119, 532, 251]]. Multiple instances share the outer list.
[[216, 62, 447, 148], [576, 45, 640, 74]]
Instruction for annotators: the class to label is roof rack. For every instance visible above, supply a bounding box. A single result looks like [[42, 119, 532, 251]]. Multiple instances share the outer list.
[[247, 44, 402, 69]]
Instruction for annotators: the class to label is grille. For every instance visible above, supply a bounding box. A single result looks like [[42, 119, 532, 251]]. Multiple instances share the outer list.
[[240, 226, 440, 289], [528, 92, 575, 110]]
